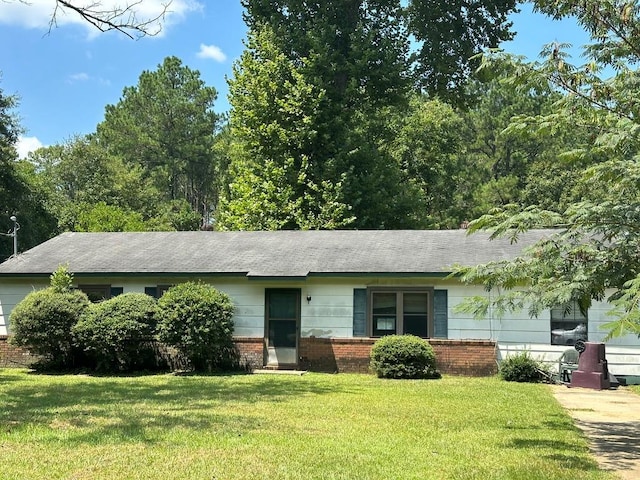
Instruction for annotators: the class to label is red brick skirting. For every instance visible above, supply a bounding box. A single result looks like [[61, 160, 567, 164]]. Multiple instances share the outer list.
[[296, 337, 497, 376], [234, 337, 263, 370], [1, 335, 497, 376], [429, 339, 497, 376], [0, 335, 39, 367]]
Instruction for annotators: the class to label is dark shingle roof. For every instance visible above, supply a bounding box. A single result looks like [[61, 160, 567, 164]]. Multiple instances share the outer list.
[[0, 230, 556, 278]]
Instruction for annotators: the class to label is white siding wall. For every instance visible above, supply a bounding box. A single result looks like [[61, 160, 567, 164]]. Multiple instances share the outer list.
[[0, 280, 49, 335], [3, 276, 640, 375], [493, 294, 640, 376], [447, 284, 494, 340], [300, 282, 358, 338]]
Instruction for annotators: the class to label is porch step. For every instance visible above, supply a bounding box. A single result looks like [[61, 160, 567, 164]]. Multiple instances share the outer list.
[[253, 369, 307, 375]]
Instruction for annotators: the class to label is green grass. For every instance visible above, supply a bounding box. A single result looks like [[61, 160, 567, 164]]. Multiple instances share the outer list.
[[0, 370, 614, 480]]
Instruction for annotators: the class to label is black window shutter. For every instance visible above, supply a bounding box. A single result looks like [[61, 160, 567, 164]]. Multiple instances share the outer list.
[[353, 288, 367, 337], [110, 287, 124, 298], [433, 289, 448, 338], [145, 287, 158, 298]]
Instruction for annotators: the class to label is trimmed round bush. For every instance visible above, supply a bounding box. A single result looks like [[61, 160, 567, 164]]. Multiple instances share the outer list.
[[73, 292, 160, 372], [157, 282, 236, 371], [370, 334, 440, 379], [499, 352, 549, 383], [9, 287, 90, 368]]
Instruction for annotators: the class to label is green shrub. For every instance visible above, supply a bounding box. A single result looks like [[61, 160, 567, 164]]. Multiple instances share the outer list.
[[50, 265, 73, 293], [9, 287, 90, 368], [157, 282, 236, 371], [499, 352, 550, 383], [370, 334, 441, 379], [73, 293, 160, 372]]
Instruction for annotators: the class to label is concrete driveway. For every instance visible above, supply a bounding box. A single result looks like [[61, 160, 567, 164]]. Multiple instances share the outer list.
[[551, 385, 640, 479]]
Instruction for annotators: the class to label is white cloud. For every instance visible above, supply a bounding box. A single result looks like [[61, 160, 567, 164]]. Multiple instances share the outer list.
[[67, 72, 111, 86], [16, 136, 44, 159], [196, 43, 227, 62], [0, 0, 201, 38], [68, 72, 90, 83]]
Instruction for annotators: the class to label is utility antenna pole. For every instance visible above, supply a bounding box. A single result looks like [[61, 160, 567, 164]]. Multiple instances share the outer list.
[[9, 216, 19, 257]]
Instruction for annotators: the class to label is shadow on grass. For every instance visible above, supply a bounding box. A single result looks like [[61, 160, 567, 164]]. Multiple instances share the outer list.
[[0, 372, 347, 445], [509, 438, 603, 473], [0, 373, 23, 383]]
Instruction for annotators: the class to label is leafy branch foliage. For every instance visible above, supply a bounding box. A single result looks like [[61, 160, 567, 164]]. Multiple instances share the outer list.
[[456, 0, 640, 340]]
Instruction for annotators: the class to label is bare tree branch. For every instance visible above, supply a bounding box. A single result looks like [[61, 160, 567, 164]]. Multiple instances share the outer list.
[[50, 0, 172, 39]]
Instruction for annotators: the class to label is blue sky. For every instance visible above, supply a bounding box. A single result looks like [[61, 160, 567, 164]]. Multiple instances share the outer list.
[[0, 1, 590, 158]]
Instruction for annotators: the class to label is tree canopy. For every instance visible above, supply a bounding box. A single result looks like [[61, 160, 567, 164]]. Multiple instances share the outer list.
[[455, 0, 640, 339], [218, 10, 425, 229], [97, 56, 223, 229], [408, 0, 518, 103], [0, 85, 57, 260]]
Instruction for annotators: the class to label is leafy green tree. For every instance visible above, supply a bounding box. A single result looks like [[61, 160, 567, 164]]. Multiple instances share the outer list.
[[0, 85, 56, 260], [455, 0, 640, 339], [442, 64, 589, 225], [74, 202, 146, 232], [26, 135, 200, 232], [243, 0, 519, 104], [408, 0, 518, 104], [222, 4, 425, 229], [98, 56, 222, 228], [387, 96, 465, 228], [0, 82, 19, 162], [218, 26, 354, 230], [27, 136, 155, 229]]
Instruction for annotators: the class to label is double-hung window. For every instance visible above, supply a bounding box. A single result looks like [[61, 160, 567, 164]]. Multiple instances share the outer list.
[[370, 288, 431, 337], [353, 287, 447, 338]]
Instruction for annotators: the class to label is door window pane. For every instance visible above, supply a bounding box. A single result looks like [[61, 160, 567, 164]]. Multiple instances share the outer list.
[[268, 291, 298, 319], [269, 320, 297, 348]]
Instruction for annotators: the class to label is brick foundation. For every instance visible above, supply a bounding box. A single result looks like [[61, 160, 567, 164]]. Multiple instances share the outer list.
[[234, 337, 263, 370], [1, 335, 498, 376], [0, 335, 39, 367], [297, 337, 497, 376], [429, 339, 497, 376]]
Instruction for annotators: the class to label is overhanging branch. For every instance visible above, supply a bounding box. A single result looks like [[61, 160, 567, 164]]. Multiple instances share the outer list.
[[52, 0, 171, 39]]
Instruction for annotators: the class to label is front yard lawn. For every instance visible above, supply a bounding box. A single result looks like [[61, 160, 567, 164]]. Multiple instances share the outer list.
[[0, 370, 614, 479]]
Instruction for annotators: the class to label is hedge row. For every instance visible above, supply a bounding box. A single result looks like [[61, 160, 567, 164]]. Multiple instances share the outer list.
[[9, 268, 235, 373]]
